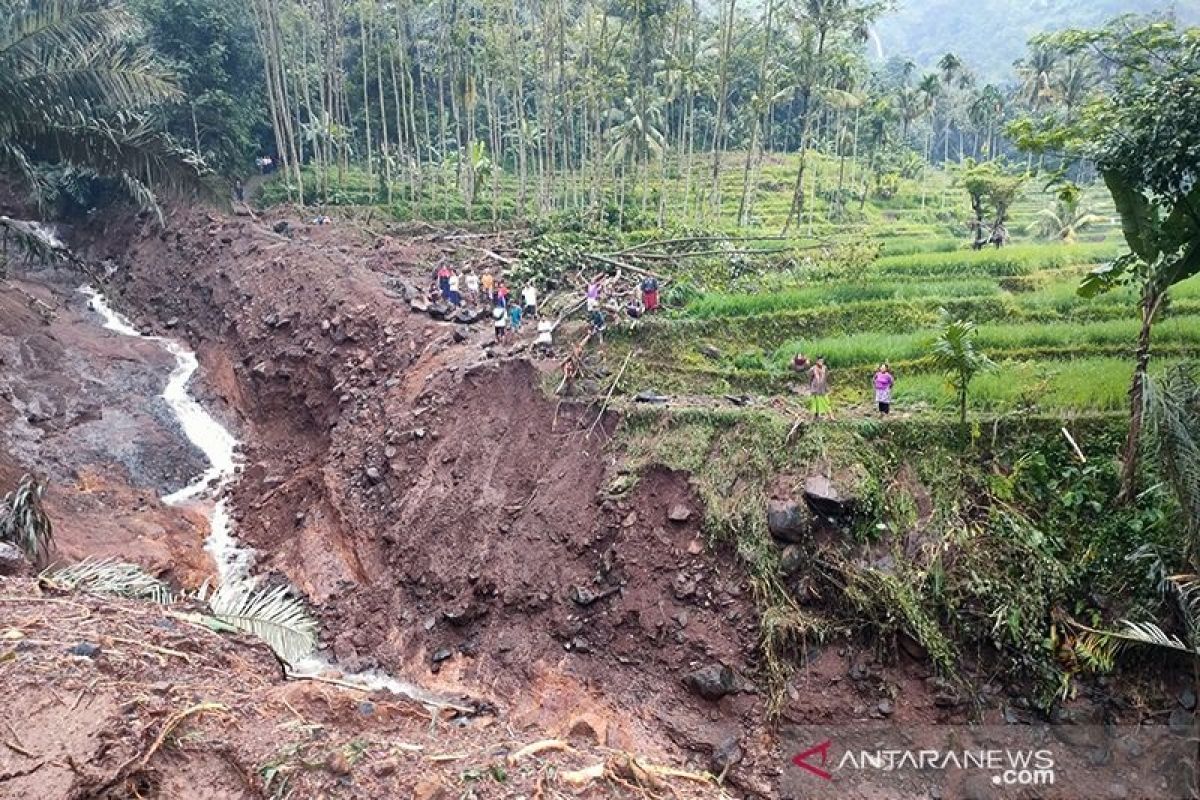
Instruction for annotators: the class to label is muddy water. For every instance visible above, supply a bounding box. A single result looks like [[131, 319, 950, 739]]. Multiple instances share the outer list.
[[80, 287, 449, 707]]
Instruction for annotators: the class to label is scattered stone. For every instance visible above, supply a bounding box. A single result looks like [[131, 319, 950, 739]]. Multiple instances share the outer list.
[[711, 735, 742, 774], [0, 542, 30, 576], [767, 499, 812, 543], [69, 641, 101, 658], [357, 701, 375, 716], [779, 545, 805, 576], [272, 220, 290, 235], [686, 538, 704, 555], [566, 713, 609, 746], [1180, 688, 1197, 711], [164, 317, 179, 329], [325, 751, 352, 776], [634, 391, 670, 403], [413, 780, 451, 800], [365, 467, 382, 485], [683, 663, 736, 701], [667, 503, 692, 523], [452, 328, 468, 343], [1169, 707, 1194, 736], [568, 636, 592, 653], [569, 584, 618, 606], [371, 759, 398, 777], [876, 699, 894, 717], [803, 473, 859, 518], [700, 344, 723, 359], [672, 572, 698, 600], [431, 648, 453, 664]]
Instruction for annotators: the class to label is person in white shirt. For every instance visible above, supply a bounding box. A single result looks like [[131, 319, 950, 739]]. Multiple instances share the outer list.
[[522, 285, 538, 317], [465, 271, 480, 306], [447, 272, 461, 306]]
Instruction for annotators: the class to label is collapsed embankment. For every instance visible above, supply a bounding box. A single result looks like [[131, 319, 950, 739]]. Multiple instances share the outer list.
[[75, 208, 786, 791]]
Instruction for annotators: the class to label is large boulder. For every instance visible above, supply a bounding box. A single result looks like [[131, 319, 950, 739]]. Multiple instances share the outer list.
[[803, 473, 861, 519], [767, 499, 812, 543]]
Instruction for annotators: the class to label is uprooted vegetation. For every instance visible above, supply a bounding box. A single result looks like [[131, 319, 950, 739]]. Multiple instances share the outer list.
[[614, 406, 1191, 712], [0, 578, 732, 799]]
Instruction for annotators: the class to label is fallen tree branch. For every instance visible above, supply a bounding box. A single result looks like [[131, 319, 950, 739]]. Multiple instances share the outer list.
[[507, 739, 571, 765], [588, 350, 633, 437]]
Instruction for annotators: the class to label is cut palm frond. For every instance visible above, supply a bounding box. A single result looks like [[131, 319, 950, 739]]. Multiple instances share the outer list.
[[203, 582, 318, 665], [0, 473, 53, 565], [1143, 364, 1200, 544], [41, 556, 172, 603]]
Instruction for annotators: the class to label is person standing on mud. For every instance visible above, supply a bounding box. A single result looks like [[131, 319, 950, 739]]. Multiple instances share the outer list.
[[447, 270, 461, 306], [641, 275, 660, 312], [481, 269, 495, 305], [586, 276, 602, 311], [509, 300, 523, 332], [493, 303, 508, 342], [522, 283, 538, 318], [465, 270, 480, 306], [496, 281, 510, 308], [873, 363, 894, 416], [437, 264, 452, 300]]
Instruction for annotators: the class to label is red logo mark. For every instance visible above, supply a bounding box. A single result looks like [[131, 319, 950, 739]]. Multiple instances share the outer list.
[[792, 740, 833, 781]]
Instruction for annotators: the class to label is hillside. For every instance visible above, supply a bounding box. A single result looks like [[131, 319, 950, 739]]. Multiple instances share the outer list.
[[874, 0, 1197, 80]]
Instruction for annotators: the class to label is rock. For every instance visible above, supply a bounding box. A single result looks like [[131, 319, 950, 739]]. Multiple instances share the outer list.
[[667, 504, 693, 523], [431, 647, 453, 664], [371, 759, 398, 777], [272, 220, 290, 235], [672, 572, 698, 600], [69, 641, 101, 658], [779, 545, 805, 576], [634, 391, 670, 403], [164, 317, 179, 329], [876, 699, 894, 717], [700, 344, 723, 360], [365, 467, 382, 484], [325, 751, 352, 776], [452, 328, 468, 343], [767, 499, 812, 543], [570, 585, 617, 606], [566, 713, 609, 746], [569, 636, 592, 653], [803, 474, 858, 518], [413, 780, 451, 800], [683, 664, 736, 701], [1169, 707, 1194, 736], [1180, 688, 1197, 711], [0, 542, 30, 576], [711, 735, 742, 774]]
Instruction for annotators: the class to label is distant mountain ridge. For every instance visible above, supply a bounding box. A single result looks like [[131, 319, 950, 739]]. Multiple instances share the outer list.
[[873, 0, 1197, 82]]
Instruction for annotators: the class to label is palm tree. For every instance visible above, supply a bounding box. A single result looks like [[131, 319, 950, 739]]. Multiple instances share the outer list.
[[929, 311, 993, 426], [0, 0, 200, 243], [1035, 185, 1105, 242]]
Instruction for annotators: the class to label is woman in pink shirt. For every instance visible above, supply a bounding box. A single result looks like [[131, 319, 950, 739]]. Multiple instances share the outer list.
[[874, 363, 894, 416]]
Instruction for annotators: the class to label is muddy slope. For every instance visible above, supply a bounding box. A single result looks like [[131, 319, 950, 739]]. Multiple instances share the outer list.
[[82, 209, 773, 787]]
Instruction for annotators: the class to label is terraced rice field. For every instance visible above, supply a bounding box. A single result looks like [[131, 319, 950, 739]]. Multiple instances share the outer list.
[[615, 235, 1200, 416]]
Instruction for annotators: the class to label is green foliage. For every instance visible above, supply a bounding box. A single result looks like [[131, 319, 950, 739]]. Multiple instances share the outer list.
[[0, 474, 53, 566], [0, 0, 203, 221], [1143, 364, 1200, 552], [928, 311, 993, 424]]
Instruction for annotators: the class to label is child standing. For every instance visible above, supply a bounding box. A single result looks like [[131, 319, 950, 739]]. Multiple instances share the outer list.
[[873, 363, 894, 415], [509, 301, 523, 331]]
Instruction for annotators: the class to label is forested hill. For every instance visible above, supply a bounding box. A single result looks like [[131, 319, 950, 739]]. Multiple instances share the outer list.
[[874, 0, 1197, 80]]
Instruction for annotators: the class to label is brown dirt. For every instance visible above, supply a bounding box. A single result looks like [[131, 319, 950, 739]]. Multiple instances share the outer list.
[[0, 578, 724, 799]]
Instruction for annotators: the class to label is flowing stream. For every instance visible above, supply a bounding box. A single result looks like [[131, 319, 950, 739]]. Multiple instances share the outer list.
[[80, 286, 454, 709]]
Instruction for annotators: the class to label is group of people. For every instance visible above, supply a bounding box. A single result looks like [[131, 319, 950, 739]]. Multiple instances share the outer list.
[[430, 265, 550, 346], [793, 355, 895, 420], [585, 274, 663, 339]]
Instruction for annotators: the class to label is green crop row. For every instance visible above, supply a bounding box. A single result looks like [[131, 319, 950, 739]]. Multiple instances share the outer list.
[[871, 242, 1123, 278]]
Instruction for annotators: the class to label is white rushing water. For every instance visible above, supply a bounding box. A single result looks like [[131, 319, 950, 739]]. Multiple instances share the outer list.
[[80, 286, 452, 708], [80, 287, 254, 583]]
